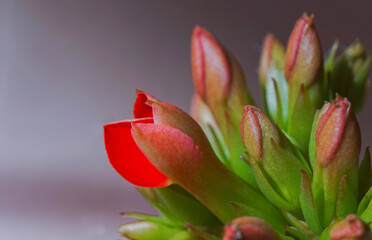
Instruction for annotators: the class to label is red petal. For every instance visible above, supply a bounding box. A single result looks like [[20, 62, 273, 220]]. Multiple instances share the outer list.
[[104, 118, 171, 187], [133, 91, 159, 118]]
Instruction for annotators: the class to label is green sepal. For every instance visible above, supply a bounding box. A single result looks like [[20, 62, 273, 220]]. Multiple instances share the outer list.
[[335, 175, 357, 218], [169, 231, 201, 240], [299, 170, 322, 234], [349, 55, 371, 112], [318, 219, 341, 240], [137, 187, 179, 223], [359, 187, 372, 223], [358, 187, 372, 215], [123, 212, 173, 226], [265, 78, 280, 125], [244, 152, 296, 212], [154, 185, 221, 226], [285, 226, 311, 240], [265, 74, 289, 130], [287, 85, 317, 155], [230, 201, 286, 234], [358, 147, 371, 201], [138, 186, 221, 227], [308, 110, 322, 168], [324, 41, 339, 100], [282, 211, 313, 238], [185, 223, 222, 240], [119, 220, 183, 240], [203, 123, 230, 167]]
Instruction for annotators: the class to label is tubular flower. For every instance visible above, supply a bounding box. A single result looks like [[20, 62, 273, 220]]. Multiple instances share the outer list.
[[104, 91, 285, 227]]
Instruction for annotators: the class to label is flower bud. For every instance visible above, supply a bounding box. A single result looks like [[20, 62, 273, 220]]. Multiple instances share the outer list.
[[311, 96, 361, 226], [241, 105, 310, 212], [330, 40, 371, 113], [223, 217, 281, 240], [259, 34, 289, 129], [285, 14, 324, 153], [285, 13, 323, 89], [330, 215, 371, 240], [191, 26, 256, 185]]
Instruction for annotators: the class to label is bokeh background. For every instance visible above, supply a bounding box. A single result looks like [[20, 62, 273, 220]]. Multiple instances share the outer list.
[[1, 1, 372, 239]]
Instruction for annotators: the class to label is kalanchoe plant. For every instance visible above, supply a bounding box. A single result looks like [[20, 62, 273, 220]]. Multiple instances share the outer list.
[[104, 13, 372, 240]]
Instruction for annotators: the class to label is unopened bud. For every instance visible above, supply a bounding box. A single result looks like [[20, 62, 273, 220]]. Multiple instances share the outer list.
[[223, 217, 281, 240], [330, 215, 371, 240]]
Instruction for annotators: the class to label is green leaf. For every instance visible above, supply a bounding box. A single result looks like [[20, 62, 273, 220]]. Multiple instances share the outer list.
[[155, 185, 222, 226], [335, 175, 357, 218], [285, 226, 311, 240], [282, 211, 313, 237], [230, 201, 286, 234], [287, 85, 317, 155], [358, 187, 372, 215], [185, 223, 222, 240], [169, 231, 200, 240], [299, 170, 322, 234], [119, 220, 183, 240], [359, 147, 372, 201]]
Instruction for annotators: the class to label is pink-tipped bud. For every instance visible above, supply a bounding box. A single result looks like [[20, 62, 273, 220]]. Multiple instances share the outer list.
[[223, 217, 281, 240], [240, 106, 281, 161], [285, 13, 323, 87], [311, 96, 361, 226], [314, 96, 361, 168], [330, 215, 371, 240]]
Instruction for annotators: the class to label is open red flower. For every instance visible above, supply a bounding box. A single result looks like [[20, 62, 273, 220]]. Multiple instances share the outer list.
[[104, 91, 171, 187]]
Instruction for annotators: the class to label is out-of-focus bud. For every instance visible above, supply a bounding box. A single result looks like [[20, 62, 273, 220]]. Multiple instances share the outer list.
[[310, 96, 361, 227], [259, 34, 286, 89], [330, 215, 371, 240], [223, 217, 281, 240], [191, 26, 256, 185], [105, 91, 285, 227], [285, 13, 324, 153], [259, 34, 289, 129], [240, 105, 311, 212], [330, 40, 371, 113]]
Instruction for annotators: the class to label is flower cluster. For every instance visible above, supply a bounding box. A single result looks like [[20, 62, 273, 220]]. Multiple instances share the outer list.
[[104, 13, 372, 240]]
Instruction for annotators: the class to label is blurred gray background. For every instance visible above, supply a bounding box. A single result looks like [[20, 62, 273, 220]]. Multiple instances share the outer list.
[[1, 1, 372, 239]]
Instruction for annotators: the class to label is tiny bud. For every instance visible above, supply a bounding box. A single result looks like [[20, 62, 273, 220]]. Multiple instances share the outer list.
[[223, 217, 281, 240], [330, 215, 371, 240]]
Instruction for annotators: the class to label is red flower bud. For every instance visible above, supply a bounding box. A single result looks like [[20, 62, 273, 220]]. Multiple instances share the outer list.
[[223, 217, 281, 240], [330, 215, 371, 240], [311, 96, 361, 226], [285, 13, 323, 87]]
